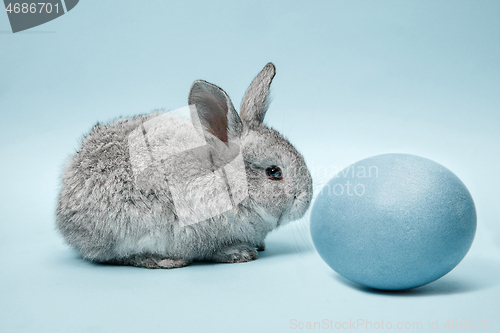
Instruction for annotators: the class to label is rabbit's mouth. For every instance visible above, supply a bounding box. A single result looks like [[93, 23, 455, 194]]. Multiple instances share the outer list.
[[276, 200, 301, 227], [285, 191, 313, 223]]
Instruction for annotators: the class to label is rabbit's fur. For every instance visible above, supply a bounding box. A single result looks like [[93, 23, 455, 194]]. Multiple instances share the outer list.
[[56, 63, 313, 268]]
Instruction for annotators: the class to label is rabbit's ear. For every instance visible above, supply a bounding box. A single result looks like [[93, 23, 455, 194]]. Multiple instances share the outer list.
[[189, 80, 243, 143], [240, 63, 276, 124]]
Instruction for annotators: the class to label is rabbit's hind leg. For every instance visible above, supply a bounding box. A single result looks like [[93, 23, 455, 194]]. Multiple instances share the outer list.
[[104, 255, 190, 269]]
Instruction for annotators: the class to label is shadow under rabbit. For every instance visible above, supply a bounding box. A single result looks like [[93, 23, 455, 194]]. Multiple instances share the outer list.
[[56, 237, 313, 269]]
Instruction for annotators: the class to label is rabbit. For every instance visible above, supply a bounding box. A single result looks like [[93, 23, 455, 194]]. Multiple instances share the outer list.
[[56, 63, 313, 269]]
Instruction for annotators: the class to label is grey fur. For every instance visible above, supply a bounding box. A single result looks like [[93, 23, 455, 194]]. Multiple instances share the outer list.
[[240, 63, 275, 124], [56, 63, 313, 268]]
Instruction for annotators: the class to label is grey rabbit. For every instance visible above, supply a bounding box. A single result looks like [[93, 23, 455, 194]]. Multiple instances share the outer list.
[[56, 63, 313, 268]]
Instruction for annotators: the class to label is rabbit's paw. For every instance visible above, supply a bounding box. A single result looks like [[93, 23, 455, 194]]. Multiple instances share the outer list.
[[213, 244, 258, 263]]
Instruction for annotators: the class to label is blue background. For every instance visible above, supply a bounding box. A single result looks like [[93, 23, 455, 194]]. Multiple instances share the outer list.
[[1, 0, 499, 332]]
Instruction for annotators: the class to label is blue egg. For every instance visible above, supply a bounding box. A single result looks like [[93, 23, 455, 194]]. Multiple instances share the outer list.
[[310, 154, 476, 290]]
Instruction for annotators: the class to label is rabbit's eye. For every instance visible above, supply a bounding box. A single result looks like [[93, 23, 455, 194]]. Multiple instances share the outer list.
[[266, 166, 283, 180]]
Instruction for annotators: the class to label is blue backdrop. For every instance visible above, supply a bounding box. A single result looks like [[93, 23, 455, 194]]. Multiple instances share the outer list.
[[1, 1, 499, 332]]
